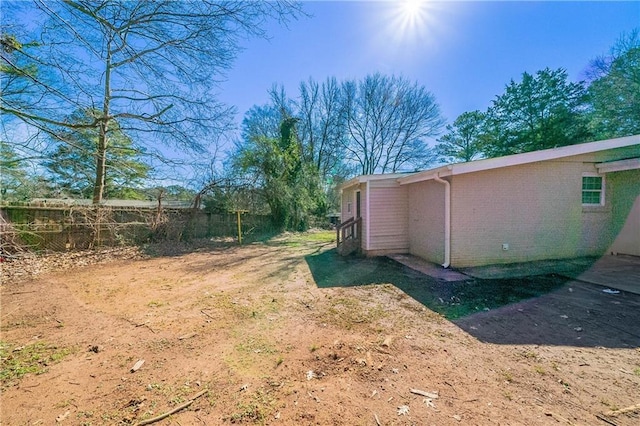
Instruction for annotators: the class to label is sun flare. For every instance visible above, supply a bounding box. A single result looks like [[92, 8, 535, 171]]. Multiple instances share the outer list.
[[401, 0, 425, 19], [387, 0, 435, 44]]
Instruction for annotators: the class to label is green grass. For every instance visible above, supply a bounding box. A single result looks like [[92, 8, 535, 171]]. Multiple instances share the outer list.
[[305, 249, 569, 319], [265, 230, 336, 247], [0, 341, 73, 387]]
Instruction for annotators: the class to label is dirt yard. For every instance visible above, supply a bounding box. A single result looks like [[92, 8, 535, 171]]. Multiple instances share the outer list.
[[1, 232, 639, 425]]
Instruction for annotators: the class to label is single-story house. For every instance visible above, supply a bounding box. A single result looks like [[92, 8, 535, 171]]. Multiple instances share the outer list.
[[338, 135, 640, 267]]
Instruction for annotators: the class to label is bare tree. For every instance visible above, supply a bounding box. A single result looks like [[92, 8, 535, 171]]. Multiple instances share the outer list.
[[296, 77, 349, 180], [342, 73, 444, 175], [1, 0, 303, 203]]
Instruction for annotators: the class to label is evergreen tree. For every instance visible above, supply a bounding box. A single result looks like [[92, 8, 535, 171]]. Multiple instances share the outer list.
[[44, 109, 149, 199], [483, 68, 591, 157]]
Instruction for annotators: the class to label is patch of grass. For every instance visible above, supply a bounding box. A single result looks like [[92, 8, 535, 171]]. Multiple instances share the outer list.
[[501, 371, 513, 383], [170, 396, 186, 405], [228, 402, 267, 423], [146, 338, 174, 353], [534, 365, 546, 375], [299, 230, 335, 243], [266, 230, 335, 248], [209, 293, 253, 319], [322, 297, 387, 330], [0, 341, 73, 387], [147, 300, 164, 308], [601, 399, 619, 411], [634, 367, 640, 376], [227, 388, 275, 424], [235, 336, 278, 355], [309, 344, 320, 352], [305, 249, 570, 319]]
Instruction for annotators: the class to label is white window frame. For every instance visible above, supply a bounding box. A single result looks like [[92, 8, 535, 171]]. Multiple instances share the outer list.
[[581, 173, 605, 206]]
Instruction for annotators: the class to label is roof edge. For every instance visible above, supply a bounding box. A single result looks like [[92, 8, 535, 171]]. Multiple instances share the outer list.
[[340, 173, 412, 190], [398, 134, 640, 185]]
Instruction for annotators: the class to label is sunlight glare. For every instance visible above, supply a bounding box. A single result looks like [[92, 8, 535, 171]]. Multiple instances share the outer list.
[[401, 0, 425, 20], [386, 0, 437, 46]]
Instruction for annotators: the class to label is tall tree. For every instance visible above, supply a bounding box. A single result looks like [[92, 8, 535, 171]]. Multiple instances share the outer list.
[[296, 77, 348, 180], [44, 109, 149, 199], [586, 30, 640, 139], [342, 73, 444, 174], [436, 110, 486, 163], [235, 114, 319, 230], [0, 141, 41, 201], [1, 1, 302, 203], [483, 68, 591, 157]]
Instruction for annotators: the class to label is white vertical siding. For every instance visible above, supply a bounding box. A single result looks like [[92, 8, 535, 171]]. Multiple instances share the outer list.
[[367, 180, 409, 252], [407, 180, 445, 264]]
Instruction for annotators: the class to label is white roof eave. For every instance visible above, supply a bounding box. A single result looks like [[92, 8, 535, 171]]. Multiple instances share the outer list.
[[398, 134, 640, 185]]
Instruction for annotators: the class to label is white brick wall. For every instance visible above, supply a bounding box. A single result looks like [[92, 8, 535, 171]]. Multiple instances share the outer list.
[[449, 160, 611, 267]]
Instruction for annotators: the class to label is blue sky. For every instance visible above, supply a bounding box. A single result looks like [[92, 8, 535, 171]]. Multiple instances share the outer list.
[[219, 0, 640, 132]]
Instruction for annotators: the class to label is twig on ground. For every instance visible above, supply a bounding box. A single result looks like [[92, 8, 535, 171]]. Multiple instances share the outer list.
[[545, 411, 573, 425], [374, 413, 382, 425], [595, 413, 618, 426], [200, 310, 214, 320], [410, 389, 439, 399], [135, 389, 208, 426], [604, 403, 640, 417]]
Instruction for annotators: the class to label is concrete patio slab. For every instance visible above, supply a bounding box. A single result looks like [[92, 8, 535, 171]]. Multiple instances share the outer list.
[[458, 257, 597, 280], [458, 255, 640, 295], [387, 254, 470, 282], [572, 255, 640, 295]]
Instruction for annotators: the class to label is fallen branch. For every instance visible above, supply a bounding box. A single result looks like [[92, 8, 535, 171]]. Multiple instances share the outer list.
[[604, 403, 640, 417], [595, 413, 618, 426], [200, 310, 214, 320], [410, 389, 439, 399], [544, 411, 573, 425], [135, 389, 208, 426]]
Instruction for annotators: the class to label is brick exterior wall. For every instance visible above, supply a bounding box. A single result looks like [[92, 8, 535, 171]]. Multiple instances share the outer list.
[[340, 143, 640, 266], [447, 158, 629, 267]]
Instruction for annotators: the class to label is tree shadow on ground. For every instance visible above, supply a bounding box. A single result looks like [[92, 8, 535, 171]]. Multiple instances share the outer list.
[[305, 249, 640, 348]]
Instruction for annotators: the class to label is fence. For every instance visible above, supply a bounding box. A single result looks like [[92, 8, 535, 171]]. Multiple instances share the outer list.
[[0, 204, 273, 253]]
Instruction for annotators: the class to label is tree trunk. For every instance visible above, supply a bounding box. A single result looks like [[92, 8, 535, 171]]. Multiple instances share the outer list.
[[93, 39, 112, 204]]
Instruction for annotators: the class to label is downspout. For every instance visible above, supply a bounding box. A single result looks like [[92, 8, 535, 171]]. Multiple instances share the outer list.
[[366, 182, 371, 251], [433, 173, 451, 268]]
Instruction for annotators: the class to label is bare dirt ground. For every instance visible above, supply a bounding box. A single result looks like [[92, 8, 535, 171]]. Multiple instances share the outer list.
[[1, 231, 639, 426]]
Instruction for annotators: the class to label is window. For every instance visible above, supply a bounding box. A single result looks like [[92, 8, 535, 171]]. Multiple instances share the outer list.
[[582, 175, 604, 205]]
